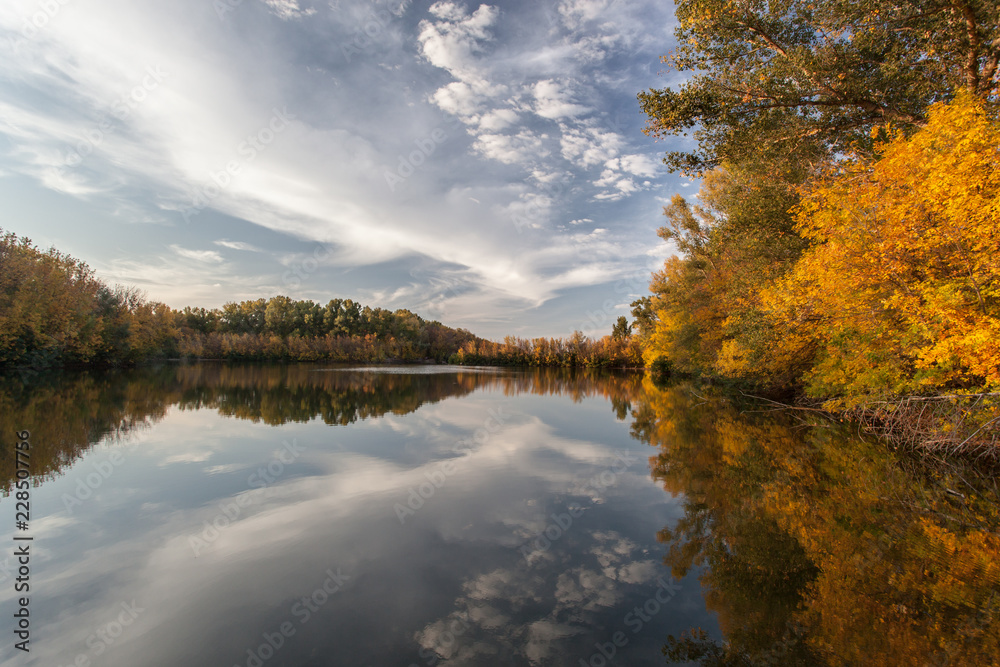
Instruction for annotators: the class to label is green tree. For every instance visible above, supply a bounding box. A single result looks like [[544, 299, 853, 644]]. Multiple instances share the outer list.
[[640, 0, 1000, 174], [611, 316, 632, 341], [335, 299, 360, 336], [264, 296, 294, 336]]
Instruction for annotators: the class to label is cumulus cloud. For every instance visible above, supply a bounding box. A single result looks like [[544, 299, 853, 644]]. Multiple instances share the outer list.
[[473, 129, 549, 166], [429, 81, 486, 120], [613, 153, 659, 177], [478, 108, 520, 131], [559, 124, 623, 168], [417, 3, 501, 85], [0, 0, 675, 337], [557, 0, 613, 30], [533, 79, 590, 119]]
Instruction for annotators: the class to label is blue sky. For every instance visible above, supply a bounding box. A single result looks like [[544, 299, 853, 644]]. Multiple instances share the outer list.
[[0, 0, 693, 339]]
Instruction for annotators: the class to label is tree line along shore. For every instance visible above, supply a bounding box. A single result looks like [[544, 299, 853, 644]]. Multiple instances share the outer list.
[[0, 230, 642, 370], [3, 2, 998, 456], [628, 1, 998, 458]]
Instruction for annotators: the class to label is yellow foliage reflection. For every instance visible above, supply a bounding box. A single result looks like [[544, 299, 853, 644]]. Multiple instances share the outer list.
[[634, 379, 1000, 666]]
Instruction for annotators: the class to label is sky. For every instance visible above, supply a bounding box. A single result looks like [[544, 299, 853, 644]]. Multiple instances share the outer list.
[[0, 0, 693, 339]]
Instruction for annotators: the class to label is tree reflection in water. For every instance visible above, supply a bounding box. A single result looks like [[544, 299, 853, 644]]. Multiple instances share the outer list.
[[3, 365, 997, 665], [631, 379, 1000, 666], [0, 363, 644, 492]]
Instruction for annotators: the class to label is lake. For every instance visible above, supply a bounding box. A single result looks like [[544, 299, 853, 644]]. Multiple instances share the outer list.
[[1, 363, 997, 666]]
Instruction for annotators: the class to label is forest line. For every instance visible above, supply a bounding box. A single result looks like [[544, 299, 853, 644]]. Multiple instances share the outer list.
[[0, 230, 640, 370], [630, 1, 999, 455], [3, 1, 998, 454]]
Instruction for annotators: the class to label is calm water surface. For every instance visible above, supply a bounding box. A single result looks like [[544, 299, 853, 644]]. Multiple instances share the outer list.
[[0, 364, 997, 666]]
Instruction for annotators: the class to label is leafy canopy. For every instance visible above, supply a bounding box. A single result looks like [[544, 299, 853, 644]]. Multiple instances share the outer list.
[[640, 0, 1000, 174], [762, 91, 1000, 399]]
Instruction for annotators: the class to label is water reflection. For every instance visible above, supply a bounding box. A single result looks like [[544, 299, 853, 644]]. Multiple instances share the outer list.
[[2, 364, 674, 667], [634, 379, 1000, 666], [0, 365, 996, 666], [0, 363, 644, 492]]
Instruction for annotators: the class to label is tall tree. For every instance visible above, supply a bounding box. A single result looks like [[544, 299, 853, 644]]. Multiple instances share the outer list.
[[611, 316, 632, 341], [640, 0, 1000, 174]]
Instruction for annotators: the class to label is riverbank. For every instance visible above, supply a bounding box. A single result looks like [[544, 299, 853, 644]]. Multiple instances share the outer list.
[[731, 385, 1000, 462]]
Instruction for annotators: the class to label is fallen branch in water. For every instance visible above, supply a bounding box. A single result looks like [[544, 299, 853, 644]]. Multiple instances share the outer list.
[[738, 392, 838, 419], [847, 393, 1000, 461], [737, 391, 1000, 462]]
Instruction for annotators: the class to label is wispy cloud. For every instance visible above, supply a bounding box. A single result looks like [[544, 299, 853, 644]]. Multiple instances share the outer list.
[[170, 245, 224, 263], [261, 0, 317, 20], [0, 0, 682, 337], [214, 239, 263, 252]]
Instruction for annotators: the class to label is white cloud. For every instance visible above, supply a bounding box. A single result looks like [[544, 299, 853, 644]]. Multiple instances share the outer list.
[[170, 245, 224, 263], [417, 3, 500, 85], [557, 0, 612, 30], [428, 81, 485, 121], [478, 108, 519, 131], [532, 79, 590, 119], [559, 124, 622, 168], [261, 0, 317, 20], [590, 154, 658, 200], [213, 240, 262, 252], [0, 0, 674, 337], [614, 153, 659, 177], [473, 130, 548, 166]]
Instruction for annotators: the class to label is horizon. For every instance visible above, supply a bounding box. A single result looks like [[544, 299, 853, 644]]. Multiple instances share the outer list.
[[0, 0, 692, 340]]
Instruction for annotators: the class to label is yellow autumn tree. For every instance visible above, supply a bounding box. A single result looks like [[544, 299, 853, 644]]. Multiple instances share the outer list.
[[759, 92, 1000, 402]]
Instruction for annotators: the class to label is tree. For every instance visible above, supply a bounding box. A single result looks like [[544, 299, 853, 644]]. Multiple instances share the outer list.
[[611, 316, 632, 341], [0, 231, 178, 367], [638, 165, 810, 382], [761, 92, 1000, 400], [264, 296, 294, 337], [640, 0, 1000, 174], [335, 299, 360, 337], [322, 298, 344, 334], [634, 379, 1000, 666]]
